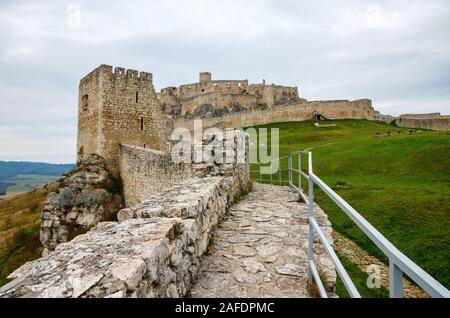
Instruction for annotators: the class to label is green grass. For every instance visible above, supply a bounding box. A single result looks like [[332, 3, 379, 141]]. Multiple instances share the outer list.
[[5, 174, 60, 192], [248, 119, 450, 291]]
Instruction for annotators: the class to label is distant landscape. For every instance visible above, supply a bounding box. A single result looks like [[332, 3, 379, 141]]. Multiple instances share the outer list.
[[0, 161, 73, 286], [0, 161, 74, 195]]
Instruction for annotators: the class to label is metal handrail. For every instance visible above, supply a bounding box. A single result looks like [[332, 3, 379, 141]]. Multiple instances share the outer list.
[[252, 150, 450, 298]]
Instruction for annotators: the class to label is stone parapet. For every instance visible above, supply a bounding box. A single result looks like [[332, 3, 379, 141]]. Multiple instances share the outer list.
[[0, 176, 242, 298]]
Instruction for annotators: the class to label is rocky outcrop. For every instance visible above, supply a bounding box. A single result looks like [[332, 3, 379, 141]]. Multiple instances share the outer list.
[[40, 154, 124, 256]]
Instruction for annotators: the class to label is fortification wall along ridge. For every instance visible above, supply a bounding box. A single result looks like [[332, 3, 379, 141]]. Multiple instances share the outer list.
[[172, 99, 377, 130], [77, 65, 396, 180]]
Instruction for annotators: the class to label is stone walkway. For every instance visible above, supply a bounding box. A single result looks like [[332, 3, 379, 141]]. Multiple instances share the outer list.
[[189, 183, 335, 298]]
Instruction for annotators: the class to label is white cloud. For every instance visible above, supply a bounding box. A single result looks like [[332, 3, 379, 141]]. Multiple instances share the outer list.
[[0, 0, 449, 162], [365, 4, 400, 29]]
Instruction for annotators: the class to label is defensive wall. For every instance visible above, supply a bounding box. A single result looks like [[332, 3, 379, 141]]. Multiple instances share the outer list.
[[395, 113, 450, 131], [172, 99, 378, 130], [4, 64, 448, 298], [0, 130, 251, 298], [120, 130, 250, 207], [0, 177, 243, 298]]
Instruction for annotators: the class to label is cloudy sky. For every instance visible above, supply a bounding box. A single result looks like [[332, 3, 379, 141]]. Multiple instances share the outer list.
[[0, 0, 449, 163]]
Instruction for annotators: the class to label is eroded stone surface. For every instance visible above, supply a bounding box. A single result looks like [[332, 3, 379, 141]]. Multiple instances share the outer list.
[[0, 176, 245, 298], [189, 184, 336, 298], [1, 218, 195, 298], [40, 154, 124, 255]]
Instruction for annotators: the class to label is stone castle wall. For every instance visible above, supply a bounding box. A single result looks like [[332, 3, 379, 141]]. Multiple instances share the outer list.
[[173, 99, 377, 130], [395, 113, 450, 131], [159, 72, 300, 119], [119, 146, 194, 207], [120, 130, 250, 207], [0, 176, 244, 298], [77, 65, 169, 177], [0, 129, 250, 298], [177, 91, 259, 117]]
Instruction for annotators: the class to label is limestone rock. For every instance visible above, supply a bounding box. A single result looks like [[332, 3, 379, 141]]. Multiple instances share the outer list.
[[242, 259, 266, 274], [276, 264, 305, 277], [40, 154, 124, 255]]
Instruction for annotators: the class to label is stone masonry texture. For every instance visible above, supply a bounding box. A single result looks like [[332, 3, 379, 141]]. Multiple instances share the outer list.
[[120, 130, 250, 207], [0, 175, 246, 298], [77, 65, 169, 178], [396, 113, 450, 131]]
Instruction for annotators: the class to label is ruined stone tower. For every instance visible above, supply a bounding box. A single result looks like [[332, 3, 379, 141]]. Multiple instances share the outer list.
[[77, 64, 168, 176]]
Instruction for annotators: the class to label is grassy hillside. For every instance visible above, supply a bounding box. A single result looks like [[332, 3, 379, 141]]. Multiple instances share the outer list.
[[0, 184, 57, 286], [249, 120, 450, 293]]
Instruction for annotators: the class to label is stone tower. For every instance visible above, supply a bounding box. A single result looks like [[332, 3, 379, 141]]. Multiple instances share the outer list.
[[199, 72, 212, 84], [77, 64, 168, 176]]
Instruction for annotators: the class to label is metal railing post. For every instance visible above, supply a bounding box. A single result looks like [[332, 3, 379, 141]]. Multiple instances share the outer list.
[[308, 152, 314, 216], [389, 261, 403, 298], [298, 152, 301, 192], [307, 152, 314, 283], [270, 162, 272, 185], [288, 155, 292, 187], [278, 162, 281, 185], [259, 163, 262, 183]]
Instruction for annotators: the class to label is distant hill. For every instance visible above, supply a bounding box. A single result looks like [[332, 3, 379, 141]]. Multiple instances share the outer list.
[[0, 161, 74, 195]]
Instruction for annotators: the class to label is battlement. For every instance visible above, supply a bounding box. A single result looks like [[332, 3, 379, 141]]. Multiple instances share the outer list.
[[79, 64, 153, 88]]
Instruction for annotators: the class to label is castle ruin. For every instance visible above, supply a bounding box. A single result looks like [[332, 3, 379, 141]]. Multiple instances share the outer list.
[[76, 64, 393, 179], [2, 64, 448, 298], [159, 72, 302, 118]]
